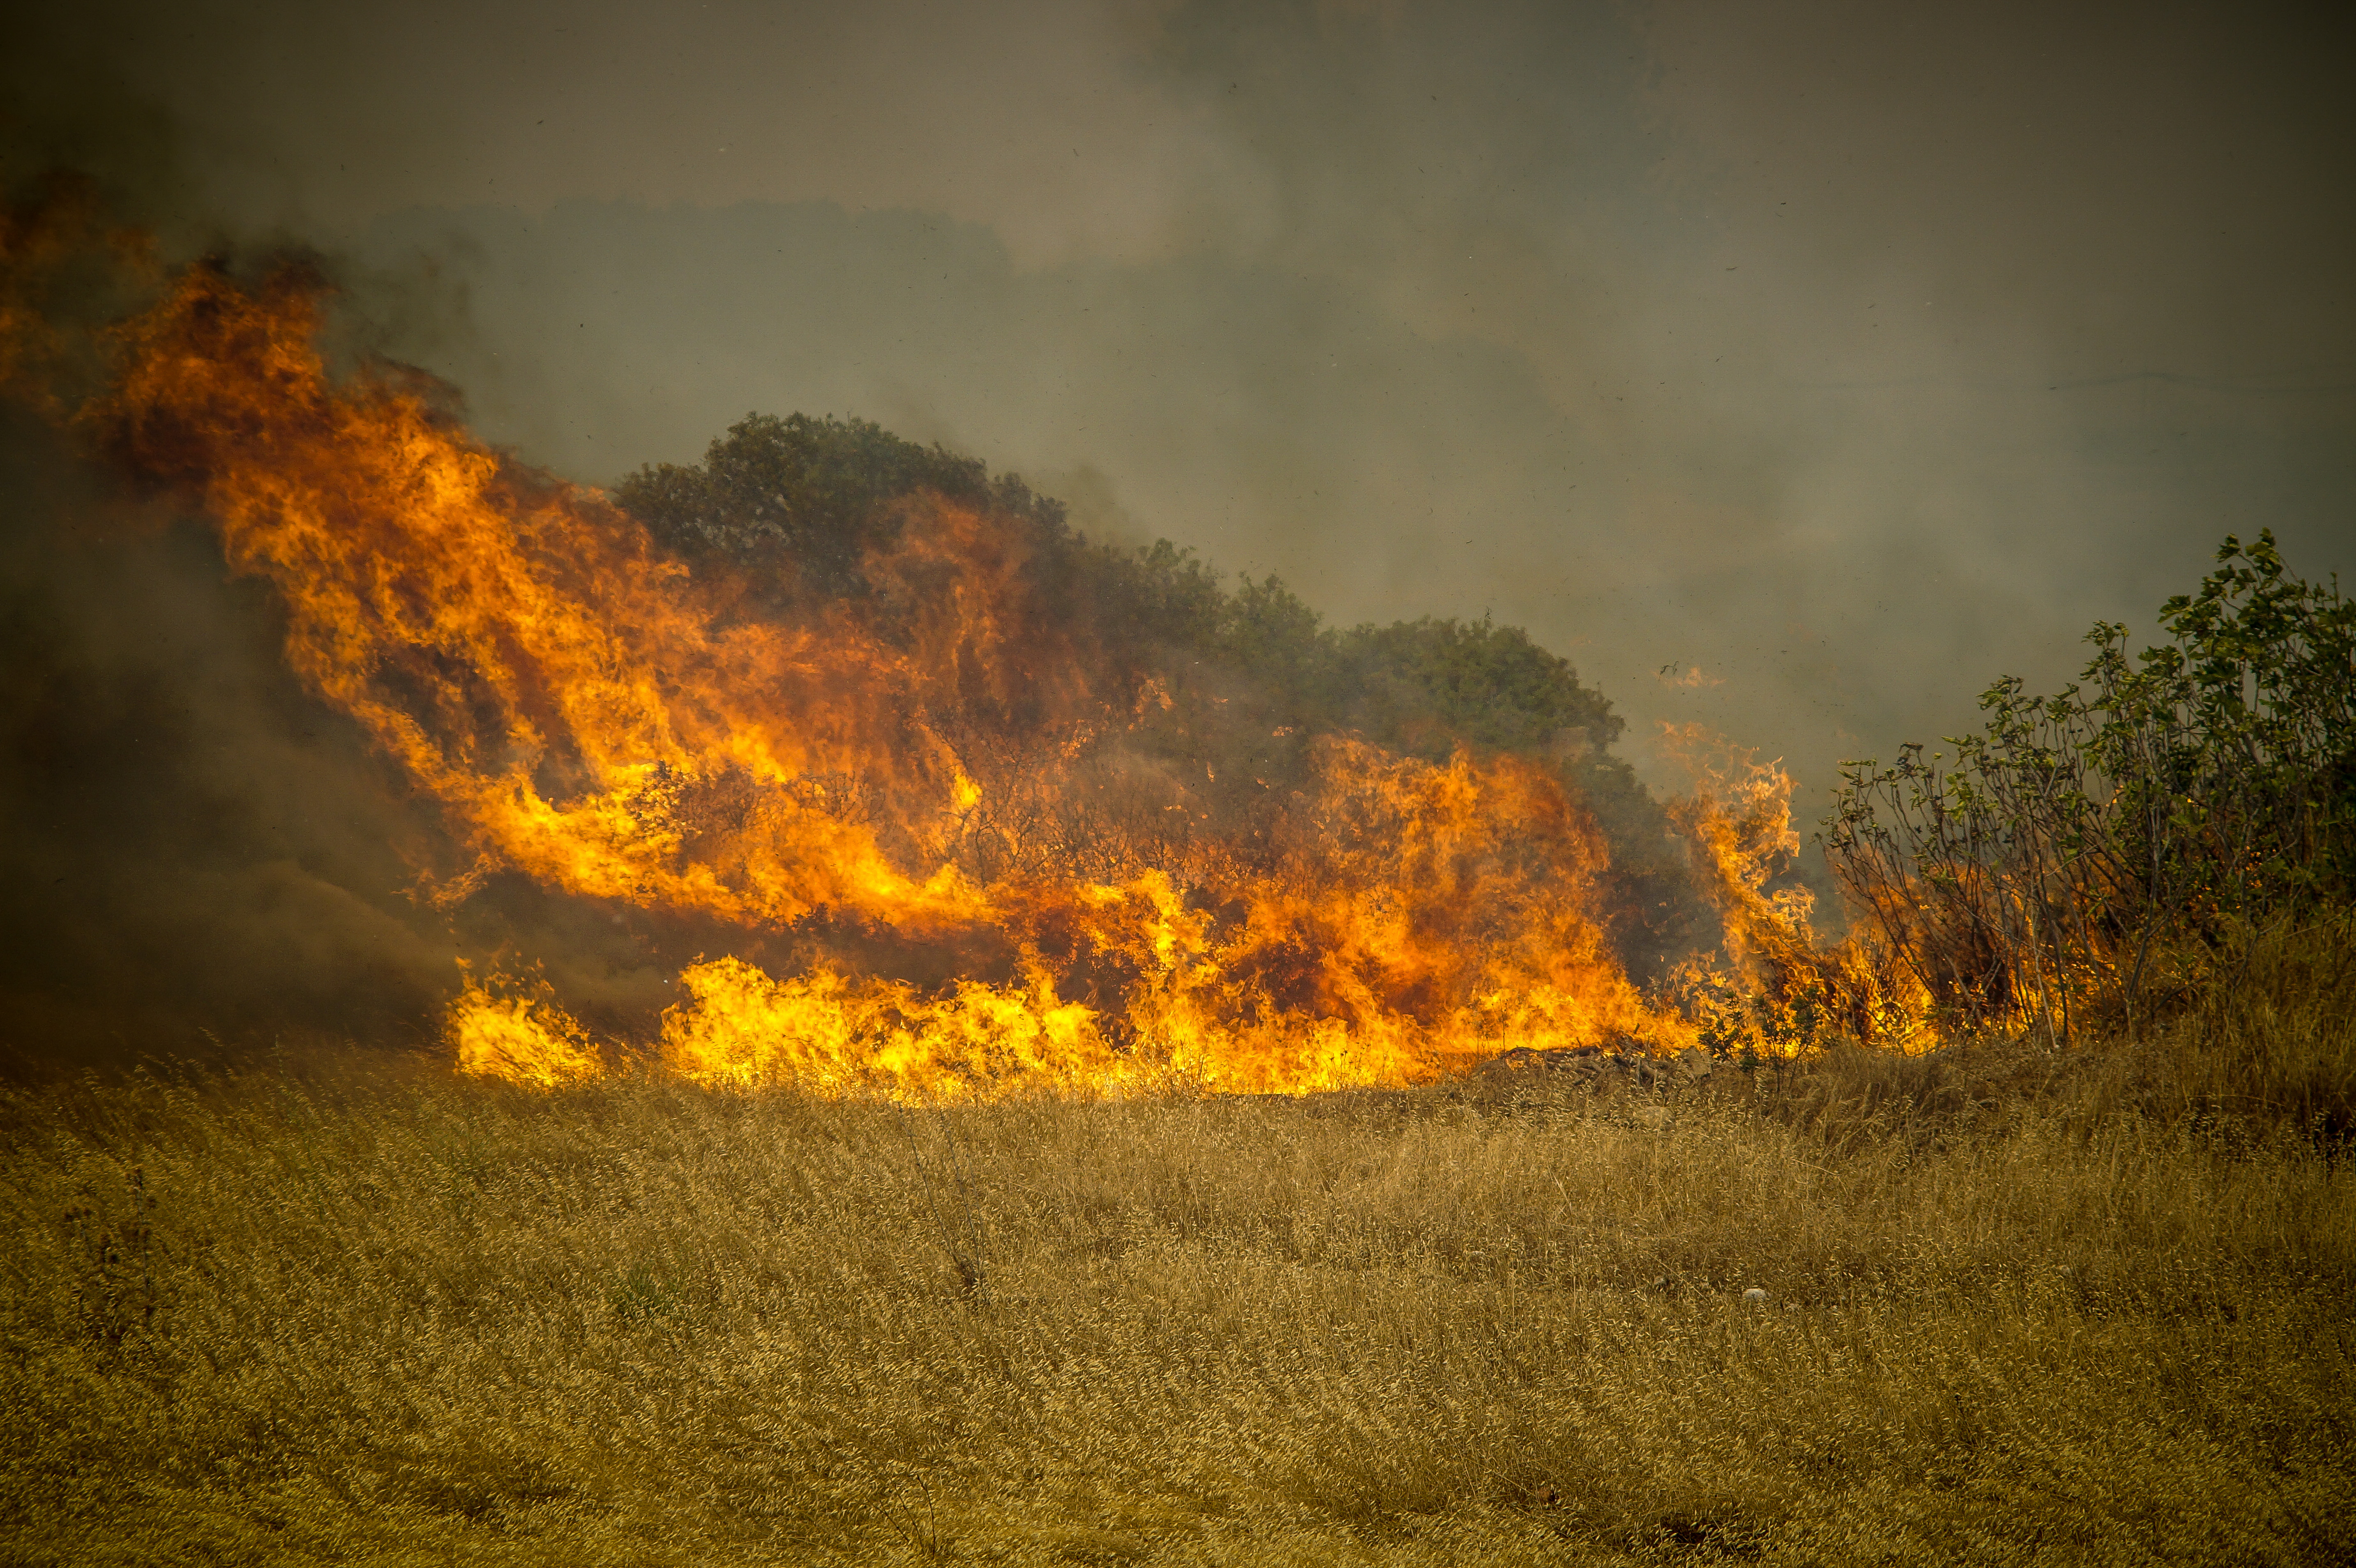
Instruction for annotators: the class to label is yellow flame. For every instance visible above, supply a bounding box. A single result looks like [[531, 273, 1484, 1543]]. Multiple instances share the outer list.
[[448, 978, 602, 1088]]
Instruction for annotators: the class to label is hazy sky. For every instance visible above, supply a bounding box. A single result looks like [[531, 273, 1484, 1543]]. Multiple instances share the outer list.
[[12, 0, 2353, 810]]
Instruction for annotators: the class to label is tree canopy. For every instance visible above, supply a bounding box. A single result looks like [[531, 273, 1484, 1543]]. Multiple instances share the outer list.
[[616, 411, 1706, 979]]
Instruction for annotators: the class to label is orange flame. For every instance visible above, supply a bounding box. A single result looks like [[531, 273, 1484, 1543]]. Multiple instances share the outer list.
[[1657, 723, 1933, 1055], [67, 259, 1753, 1095], [101, 267, 1004, 937]]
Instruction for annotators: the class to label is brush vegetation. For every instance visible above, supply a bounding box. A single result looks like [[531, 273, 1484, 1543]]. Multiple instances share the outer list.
[[618, 412, 1705, 982], [4, 921, 2350, 1566], [1824, 530, 2353, 1045]]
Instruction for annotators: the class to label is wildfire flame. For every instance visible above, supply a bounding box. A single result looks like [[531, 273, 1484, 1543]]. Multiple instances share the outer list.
[[21, 243, 1833, 1096], [447, 973, 601, 1089], [1657, 723, 1934, 1055]]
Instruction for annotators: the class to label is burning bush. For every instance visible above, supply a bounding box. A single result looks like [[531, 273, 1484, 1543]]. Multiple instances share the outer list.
[[0, 236, 1724, 1094]]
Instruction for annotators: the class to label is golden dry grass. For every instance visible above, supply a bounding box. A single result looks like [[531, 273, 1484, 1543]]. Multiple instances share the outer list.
[[3, 927, 2351, 1565]]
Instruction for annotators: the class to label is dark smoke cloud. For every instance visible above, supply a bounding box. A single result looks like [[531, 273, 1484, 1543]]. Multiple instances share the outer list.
[[0, 401, 693, 1066], [0, 409, 435, 1060]]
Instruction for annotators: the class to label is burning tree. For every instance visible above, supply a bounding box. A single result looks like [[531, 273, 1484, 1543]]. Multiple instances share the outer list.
[[27, 249, 1727, 1096]]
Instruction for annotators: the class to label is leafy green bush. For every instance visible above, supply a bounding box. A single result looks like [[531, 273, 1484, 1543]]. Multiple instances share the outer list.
[[1824, 531, 2354, 1039]]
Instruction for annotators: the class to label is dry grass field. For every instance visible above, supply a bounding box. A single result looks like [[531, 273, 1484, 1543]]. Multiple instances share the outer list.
[[3, 925, 2351, 1566]]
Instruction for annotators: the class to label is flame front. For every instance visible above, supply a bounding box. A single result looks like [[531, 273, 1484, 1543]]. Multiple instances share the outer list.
[[446, 975, 602, 1088], [82, 262, 1717, 1096], [104, 267, 996, 937]]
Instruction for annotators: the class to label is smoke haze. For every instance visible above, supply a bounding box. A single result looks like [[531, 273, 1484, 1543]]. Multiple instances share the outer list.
[[4, 0, 2350, 1056]]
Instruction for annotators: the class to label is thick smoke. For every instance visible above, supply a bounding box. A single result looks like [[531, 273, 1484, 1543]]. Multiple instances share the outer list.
[[0, 433, 691, 1066], [0, 447, 437, 1057], [0, 193, 685, 1067], [9, 1, 2350, 813]]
